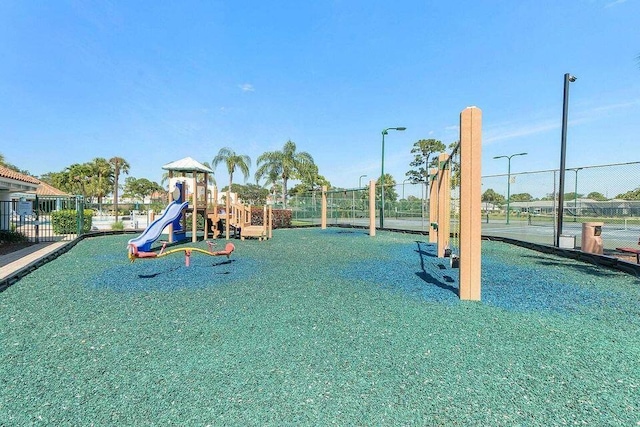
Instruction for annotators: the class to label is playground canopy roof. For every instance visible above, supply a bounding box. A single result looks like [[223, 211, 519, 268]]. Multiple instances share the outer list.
[[162, 157, 213, 173]]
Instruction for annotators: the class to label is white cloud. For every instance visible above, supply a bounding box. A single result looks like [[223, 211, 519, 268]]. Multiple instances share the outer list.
[[484, 119, 558, 144], [239, 83, 255, 92], [485, 100, 640, 144], [604, 0, 627, 8]]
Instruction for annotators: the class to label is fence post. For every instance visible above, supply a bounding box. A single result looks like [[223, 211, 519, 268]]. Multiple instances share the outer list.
[[321, 186, 327, 229], [35, 195, 40, 243], [76, 196, 84, 236], [369, 180, 376, 236]]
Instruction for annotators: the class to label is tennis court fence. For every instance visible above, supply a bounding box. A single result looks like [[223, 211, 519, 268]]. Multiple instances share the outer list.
[[289, 161, 640, 251]]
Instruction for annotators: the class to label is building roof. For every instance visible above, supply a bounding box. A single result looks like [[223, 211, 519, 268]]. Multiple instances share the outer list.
[[31, 181, 69, 196], [162, 157, 213, 173], [0, 165, 40, 193], [0, 166, 40, 184]]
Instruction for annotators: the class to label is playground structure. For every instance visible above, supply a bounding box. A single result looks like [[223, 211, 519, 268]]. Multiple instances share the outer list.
[[161, 157, 214, 245], [128, 240, 235, 266], [207, 186, 272, 241], [318, 107, 482, 301], [127, 156, 271, 262], [157, 156, 272, 243]]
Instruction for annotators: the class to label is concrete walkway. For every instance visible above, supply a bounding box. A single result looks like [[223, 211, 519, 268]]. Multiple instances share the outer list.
[[0, 241, 75, 290]]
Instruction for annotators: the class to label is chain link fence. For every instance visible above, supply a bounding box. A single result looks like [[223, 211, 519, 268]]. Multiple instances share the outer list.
[[482, 161, 640, 250], [290, 161, 640, 254], [5, 162, 637, 253]]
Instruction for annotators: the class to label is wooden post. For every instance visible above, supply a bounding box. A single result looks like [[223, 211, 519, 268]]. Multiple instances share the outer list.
[[263, 205, 267, 238], [168, 172, 174, 243], [437, 153, 450, 258], [211, 186, 218, 239], [192, 175, 197, 243], [321, 186, 327, 229], [459, 106, 482, 301], [268, 205, 273, 239], [225, 190, 231, 240], [429, 167, 438, 244], [204, 173, 210, 240], [369, 179, 376, 236]]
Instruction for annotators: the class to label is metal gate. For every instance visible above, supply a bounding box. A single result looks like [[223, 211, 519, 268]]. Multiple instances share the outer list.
[[0, 195, 85, 243]]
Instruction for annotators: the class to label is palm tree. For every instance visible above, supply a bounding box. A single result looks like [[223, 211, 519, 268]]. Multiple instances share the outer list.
[[161, 171, 170, 190], [109, 157, 130, 222], [212, 148, 251, 195], [200, 161, 217, 187], [255, 140, 314, 208], [66, 163, 93, 198], [90, 157, 113, 214]]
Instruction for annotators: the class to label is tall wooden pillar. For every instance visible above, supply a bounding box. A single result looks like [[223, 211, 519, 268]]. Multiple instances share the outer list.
[[192, 175, 197, 243], [459, 107, 482, 301]]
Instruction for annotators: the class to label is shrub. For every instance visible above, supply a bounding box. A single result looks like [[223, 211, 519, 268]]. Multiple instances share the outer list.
[[51, 209, 94, 234], [185, 212, 205, 230], [111, 221, 125, 231], [0, 230, 28, 244], [248, 207, 290, 229]]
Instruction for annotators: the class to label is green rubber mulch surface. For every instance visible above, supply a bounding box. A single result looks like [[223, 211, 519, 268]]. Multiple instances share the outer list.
[[1, 228, 639, 425]]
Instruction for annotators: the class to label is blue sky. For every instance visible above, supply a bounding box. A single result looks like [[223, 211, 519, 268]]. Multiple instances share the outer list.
[[1, 0, 638, 193]]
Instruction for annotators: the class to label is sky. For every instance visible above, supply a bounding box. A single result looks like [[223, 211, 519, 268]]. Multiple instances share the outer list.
[[1, 0, 639, 197]]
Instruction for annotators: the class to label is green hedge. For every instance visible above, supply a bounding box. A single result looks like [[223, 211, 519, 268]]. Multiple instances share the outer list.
[[250, 207, 291, 229], [0, 230, 28, 243], [51, 209, 93, 234]]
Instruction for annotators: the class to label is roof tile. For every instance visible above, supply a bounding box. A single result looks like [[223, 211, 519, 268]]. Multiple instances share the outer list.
[[0, 166, 40, 184]]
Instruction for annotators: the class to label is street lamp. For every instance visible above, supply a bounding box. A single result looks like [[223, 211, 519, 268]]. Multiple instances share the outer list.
[[556, 73, 577, 247], [380, 126, 406, 228], [359, 174, 367, 188], [493, 152, 528, 224], [571, 167, 583, 222]]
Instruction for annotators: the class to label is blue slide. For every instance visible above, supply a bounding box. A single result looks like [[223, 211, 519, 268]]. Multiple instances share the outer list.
[[128, 200, 189, 252]]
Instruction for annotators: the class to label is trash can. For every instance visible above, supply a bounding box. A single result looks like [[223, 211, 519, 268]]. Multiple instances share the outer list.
[[581, 222, 603, 254]]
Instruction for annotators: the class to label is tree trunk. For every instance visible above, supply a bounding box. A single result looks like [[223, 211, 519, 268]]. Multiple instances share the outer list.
[[282, 178, 288, 209], [114, 161, 119, 222]]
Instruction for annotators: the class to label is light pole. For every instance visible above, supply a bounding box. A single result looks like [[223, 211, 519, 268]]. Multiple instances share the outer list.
[[556, 73, 577, 247], [493, 152, 528, 224], [380, 126, 406, 228], [359, 174, 367, 188], [571, 167, 583, 222]]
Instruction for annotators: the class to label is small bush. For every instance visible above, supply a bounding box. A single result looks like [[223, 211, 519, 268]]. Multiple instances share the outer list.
[[111, 221, 125, 231], [51, 209, 94, 234], [0, 230, 28, 244], [249, 207, 290, 229]]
